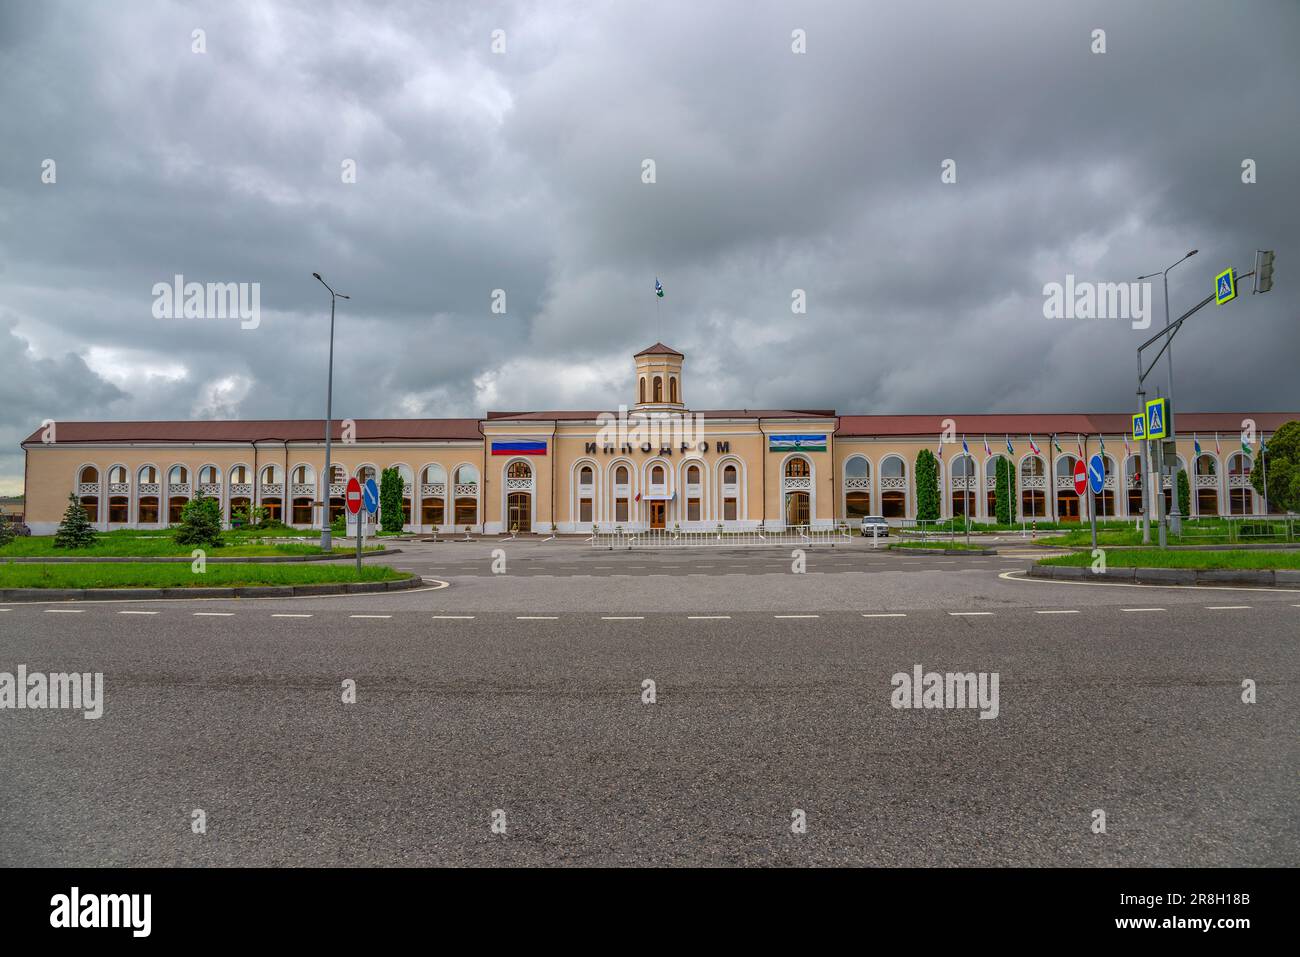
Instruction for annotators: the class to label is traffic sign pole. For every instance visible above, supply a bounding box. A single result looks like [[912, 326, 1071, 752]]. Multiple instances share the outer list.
[[356, 505, 362, 573]]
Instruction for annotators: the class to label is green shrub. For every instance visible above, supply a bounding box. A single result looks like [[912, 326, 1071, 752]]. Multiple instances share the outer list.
[[53, 493, 97, 549], [174, 495, 223, 548]]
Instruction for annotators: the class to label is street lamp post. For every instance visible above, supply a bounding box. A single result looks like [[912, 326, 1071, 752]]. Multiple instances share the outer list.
[[312, 272, 349, 552], [1137, 249, 1197, 540]]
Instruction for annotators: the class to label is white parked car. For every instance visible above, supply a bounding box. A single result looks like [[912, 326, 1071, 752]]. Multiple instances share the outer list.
[[859, 515, 889, 538]]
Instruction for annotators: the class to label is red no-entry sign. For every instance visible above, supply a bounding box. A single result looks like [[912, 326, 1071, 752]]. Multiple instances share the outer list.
[[345, 477, 362, 514], [1073, 460, 1087, 497]]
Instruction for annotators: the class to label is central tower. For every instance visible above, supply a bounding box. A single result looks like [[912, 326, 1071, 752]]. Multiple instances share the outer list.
[[632, 342, 685, 410]]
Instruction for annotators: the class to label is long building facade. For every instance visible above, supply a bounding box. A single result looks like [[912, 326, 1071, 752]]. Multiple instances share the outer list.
[[20, 344, 1290, 535]]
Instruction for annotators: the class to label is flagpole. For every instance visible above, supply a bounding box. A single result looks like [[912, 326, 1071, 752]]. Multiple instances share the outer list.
[[1261, 436, 1269, 515]]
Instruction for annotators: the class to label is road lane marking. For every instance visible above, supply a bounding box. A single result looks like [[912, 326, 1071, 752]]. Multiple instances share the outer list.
[[1034, 609, 1080, 615], [432, 615, 475, 619], [1206, 605, 1251, 610], [44, 608, 85, 613], [272, 613, 313, 618], [1121, 608, 1164, 613], [688, 615, 731, 619], [516, 616, 558, 620], [119, 610, 160, 615], [862, 613, 907, 618], [349, 614, 392, 619], [602, 615, 644, 620], [948, 611, 993, 616], [194, 612, 234, 617], [774, 614, 819, 619]]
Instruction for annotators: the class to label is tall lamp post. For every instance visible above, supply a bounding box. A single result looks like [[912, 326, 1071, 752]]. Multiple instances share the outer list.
[[312, 272, 349, 551], [1137, 249, 1197, 539]]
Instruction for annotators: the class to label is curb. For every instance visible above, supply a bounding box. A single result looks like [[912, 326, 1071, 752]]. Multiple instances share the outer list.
[[1034, 541, 1300, 552], [0, 549, 403, 565], [890, 546, 998, 556], [1028, 564, 1300, 588], [0, 575, 421, 603]]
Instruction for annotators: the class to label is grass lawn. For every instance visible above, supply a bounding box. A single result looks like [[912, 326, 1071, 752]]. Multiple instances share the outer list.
[[888, 540, 990, 551], [1039, 549, 1300, 570], [0, 532, 383, 558], [0, 563, 410, 589], [1041, 525, 1297, 548]]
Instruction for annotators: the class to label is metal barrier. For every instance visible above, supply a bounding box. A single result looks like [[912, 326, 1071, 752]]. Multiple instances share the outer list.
[[590, 525, 853, 548]]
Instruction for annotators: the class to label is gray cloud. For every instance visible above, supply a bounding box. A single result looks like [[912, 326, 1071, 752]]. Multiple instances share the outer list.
[[1, 0, 1297, 492]]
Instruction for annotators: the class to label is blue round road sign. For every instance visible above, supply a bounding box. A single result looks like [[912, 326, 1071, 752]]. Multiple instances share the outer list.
[[362, 477, 380, 514], [1088, 454, 1106, 495]]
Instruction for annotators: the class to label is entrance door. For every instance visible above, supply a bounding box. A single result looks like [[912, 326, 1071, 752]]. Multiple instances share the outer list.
[[1056, 492, 1081, 522], [785, 491, 810, 527], [649, 501, 666, 529], [507, 492, 531, 533]]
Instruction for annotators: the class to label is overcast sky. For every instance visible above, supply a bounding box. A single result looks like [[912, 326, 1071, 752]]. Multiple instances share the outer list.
[[1, 0, 1297, 494]]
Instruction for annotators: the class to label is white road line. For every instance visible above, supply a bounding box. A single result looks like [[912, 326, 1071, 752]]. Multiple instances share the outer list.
[[272, 613, 313, 618], [349, 614, 392, 619], [687, 615, 731, 619], [601, 616, 644, 620], [862, 613, 907, 618], [948, 611, 994, 616], [119, 610, 160, 615], [1121, 607, 1164, 613], [194, 612, 234, 617], [774, 614, 819, 619], [44, 608, 85, 613], [1034, 609, 1080, 615], [432, 615, 475, 619], [516, 616, 558, 620], [1206, 605, 1252, 610]]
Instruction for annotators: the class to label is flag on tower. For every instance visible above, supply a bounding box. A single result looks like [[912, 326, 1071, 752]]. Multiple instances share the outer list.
[[1006, 435, 1014, 456], [1076, 435, 1084, 460], [962, 436, 970, 457], [983, 435, 992, 456], [654, 277, 664, 298], [1098, 434, 1106, 454], [1194, 434, 1202, 457], [1028, 435, 1041, 455], [1052, 434, 1063, 454], [936, 435, 944, 459], [1215, 432, 1221, 456]]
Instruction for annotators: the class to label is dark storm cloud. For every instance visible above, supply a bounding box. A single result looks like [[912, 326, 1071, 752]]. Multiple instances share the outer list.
[[1, 0, 1296, 491]]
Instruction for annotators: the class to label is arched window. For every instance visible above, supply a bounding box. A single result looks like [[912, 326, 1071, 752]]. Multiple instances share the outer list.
[[261, 464, 282, 485], [1196, 454, 1216, 476], [615, 465, 629, 484], [881, 456, 906, 478], [670, 377, 678, 403], [329, 464, 346, 484], [723, 463, 738, 484], [292, 465, 315, 485], [79, 466, 99, 484], [507, 461, 531, 479], [579, 465, 593, 484], [423, 464, 446, 484], [357, 465, 376, 484], [108, 465, 127, 484], [1020, 457, 1045, 478], [639, 378, 646, 404], [199, 465, 220, 485], [139, 465, 158, 484], [785, 457, 810, 478], [952, 455, 975, 478], [653, 376, 663, 402], [455, 465, 478, 486], [1054, 456, 1078, 480], [686, 464, 700, 484], [230, 465, 248, 484], [846, 457, 870, 479], [651, 464, 666, 485], [168, 465, 188, 485]]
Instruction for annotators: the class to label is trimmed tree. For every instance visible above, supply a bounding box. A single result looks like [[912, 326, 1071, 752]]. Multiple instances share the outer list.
[[1251, 420, 1300, 514], [915, 449, 940, 522], [0, 514, 16, 547], [379, 467, 405, 534], [174, 495, 223, 548], [1176, 469, 1191, 518], [994, 455, 1017, 524], [53, 492, 97, 549]]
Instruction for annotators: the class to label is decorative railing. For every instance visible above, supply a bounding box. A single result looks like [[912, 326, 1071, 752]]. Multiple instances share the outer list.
[[1195, 474, 1217, 488], [138, 483, 160, 496], [593, 525, 851, 549], [845, 477, 871, 491], [505, 477, 532, 491], [951, 477, 976, 490], [578, 483, 594, 497], [1021, 475, 1045, 490], [1228, 474, 1251, 488], [880, 476, 906, 490], [454, 483, 478, 497], [199, 483, 223, 497], [330, 483, 345, 497], [231, 483, 254, 497], [783, 477, 811, 491], [421, 483, 446, 497], [108, 482, 130, 495], [167, 484, 191, 497], [985, 476, 998, 489], [77, 483, 99, 496], [291, 483, 316, 498], [259, 484, 283, 497]]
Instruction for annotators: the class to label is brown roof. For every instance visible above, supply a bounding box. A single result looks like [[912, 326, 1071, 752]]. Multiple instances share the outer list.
[[834, 412, 1300, 437], [634, 342, 684, 357], [22, 418, 483, 445], [486, 409, 836, 421]]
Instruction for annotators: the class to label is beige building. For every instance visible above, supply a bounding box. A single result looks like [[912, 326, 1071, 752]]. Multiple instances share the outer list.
[[19, 344, 1290, 535]]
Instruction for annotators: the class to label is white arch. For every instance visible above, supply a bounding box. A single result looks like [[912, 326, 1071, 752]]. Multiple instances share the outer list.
[[606, 456, 637, 528], [496, 455, 536, 533], [948, 453, 976, 520], [777, 452, 816, 528], [570, 457, 601, 530], [842, 454, 872, 520], [677, 456, 709, 526], [878, 454, 908, 520], [449, 461, 481, 530], [715, 455, 748, 525]]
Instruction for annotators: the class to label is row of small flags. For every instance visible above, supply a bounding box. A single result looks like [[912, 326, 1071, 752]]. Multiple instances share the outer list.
[[937, 432, 1266, 459]]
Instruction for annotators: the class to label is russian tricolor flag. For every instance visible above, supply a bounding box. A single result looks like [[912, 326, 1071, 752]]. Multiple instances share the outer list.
[[491, 441, 547, 456]]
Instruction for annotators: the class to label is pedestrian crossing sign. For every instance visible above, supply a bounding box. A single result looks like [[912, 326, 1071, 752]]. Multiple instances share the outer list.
[[1132, 413, 1146, 440], [1145, 398, 1168, 440], [1215, 267, 1237, 305]]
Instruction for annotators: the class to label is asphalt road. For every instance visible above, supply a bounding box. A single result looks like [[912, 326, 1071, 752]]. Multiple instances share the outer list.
[[1, 540, 1296, 866]]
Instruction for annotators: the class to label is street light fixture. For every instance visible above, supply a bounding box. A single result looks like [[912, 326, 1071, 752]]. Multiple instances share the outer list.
[[312, 272, 350, 552], [1135, 250, 1197, 542]]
